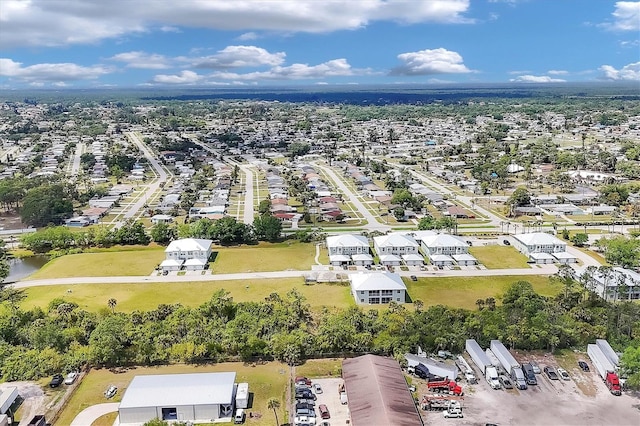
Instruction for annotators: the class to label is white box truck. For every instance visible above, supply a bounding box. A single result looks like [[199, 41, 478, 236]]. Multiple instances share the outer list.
[[490, 340, 527, 390], [235, 382, 249, 409], [0, 387, 18, 415], [466, 339, 500, 390]]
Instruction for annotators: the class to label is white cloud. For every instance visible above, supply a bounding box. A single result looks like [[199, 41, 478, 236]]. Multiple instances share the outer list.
[[152, 70, 202, 84], [620, 39, 640, 47], [599, 62, 640, 81], [602, 1, 640, 31], [0, 58, 111, 83], [209, 58, 367, 81], [238, 32, 259, 41], [390, 48, 474, 75], [191, 46, 286, 69], [509, 75, 566, 83], [547, 70, 568, 75], [0, 0, 472, 48], [109, 51, 171, 69]]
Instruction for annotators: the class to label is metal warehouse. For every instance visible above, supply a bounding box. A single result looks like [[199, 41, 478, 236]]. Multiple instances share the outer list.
[[118, 372, 236, 425]]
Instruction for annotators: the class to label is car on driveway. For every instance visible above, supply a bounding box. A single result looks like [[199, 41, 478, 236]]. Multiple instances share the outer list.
[[499, 375, 513, 389], [64, 372, 78, 385], [557, 368, 570, 381], [49, 374, 64, 388], [578, 361, 590, 372], [544, 366, 559, 380], [529, 361, 541, 374]]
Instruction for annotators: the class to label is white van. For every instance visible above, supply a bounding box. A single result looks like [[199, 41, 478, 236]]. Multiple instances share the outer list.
[[234, 408, 245, 424]]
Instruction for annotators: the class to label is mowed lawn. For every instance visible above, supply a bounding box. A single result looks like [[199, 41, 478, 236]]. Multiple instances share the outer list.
[[56, 362, 289, 426], [211, 241, 317, 273], [27, 249, 165, 279], [26, 241, 318, 280], [21, 280, 353, 312], [405, 275, 561, 310], [469, 245, 530, 269]]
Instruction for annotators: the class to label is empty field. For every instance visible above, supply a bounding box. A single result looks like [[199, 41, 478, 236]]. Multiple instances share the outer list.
[[469, 245, 530, 269]]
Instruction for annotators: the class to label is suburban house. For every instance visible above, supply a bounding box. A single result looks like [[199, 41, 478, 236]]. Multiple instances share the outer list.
[[326, 234, 371, 266], [373, 233, 422, 267], [349, 272, 407, 305], [512, 232, 575, 264], [420, 233, 475, 266], [161, 238, 213, 272]]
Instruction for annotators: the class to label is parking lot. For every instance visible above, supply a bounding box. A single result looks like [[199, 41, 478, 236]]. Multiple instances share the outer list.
[[293, 377, 350, 425], [420, 354, 640, 426]]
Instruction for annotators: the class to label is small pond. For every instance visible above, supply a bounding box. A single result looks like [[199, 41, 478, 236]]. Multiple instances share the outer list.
[[4, 256, 49, 282]]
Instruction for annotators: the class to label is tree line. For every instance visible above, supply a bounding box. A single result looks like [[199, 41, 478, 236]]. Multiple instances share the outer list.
[[0, 279, 638, 388]]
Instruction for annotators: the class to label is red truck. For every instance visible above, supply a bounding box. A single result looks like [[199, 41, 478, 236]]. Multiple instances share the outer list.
[[427, 379, 464, 396], [605, 371, 622, 396]]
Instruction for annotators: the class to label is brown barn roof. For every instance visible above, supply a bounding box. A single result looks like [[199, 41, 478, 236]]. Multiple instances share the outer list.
[[342, 355, 423, 426]]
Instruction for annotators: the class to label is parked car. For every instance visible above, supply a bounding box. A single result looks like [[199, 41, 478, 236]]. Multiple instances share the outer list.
[[529, 361, 541, 374], [313, 383, 323, 394], [499, 375, 513, 389], [49, 374, 64, 388], [64, 372, 78, 385], [503, 239, 510, 245], [104, 385, 118, 398], [295, 391, 316, 400], [410, 275, 418, 281], [296, 402, 315, 411], [295, 376, 312, 386], [318, 404, 330, 420], [295, 408, 315, 417], [557, 368, 570, 381], [296, 399, 315, 406], [578, 361, 590, 372], [544, 366, 559, 380]]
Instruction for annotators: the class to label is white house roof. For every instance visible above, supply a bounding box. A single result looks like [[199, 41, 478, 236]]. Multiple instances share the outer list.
[[379, 254, 402, 262], [329, 254, 351, 262], [529, 252, 555, 260], [349, 272, 407, 291], [352, 253, 374, 261], [326, 234, 369, 248], [452, 253, 477, 261], [429, 254, 454, 261], [402, 254, 425, 261], [514, 232, 565, 247], [165, 238, 213, 253], [119, 372, 236, 409], [421, 234, 468, 248], [552, 252, 576, 260], [399, 230, 437, 243], [160, 259, 183, 267], [184, 258, 208, 266], [374, 233, 419, 248]]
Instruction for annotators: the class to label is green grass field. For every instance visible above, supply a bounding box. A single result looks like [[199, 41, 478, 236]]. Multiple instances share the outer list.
[[469, 246, 531, 269], [55, 362, 289, 426], [405, 275, 560, 310], [295, 358, 343, 378], [27, 248, 166, 279], [211, 242, 316, 273], [21, 279, 353, 313]]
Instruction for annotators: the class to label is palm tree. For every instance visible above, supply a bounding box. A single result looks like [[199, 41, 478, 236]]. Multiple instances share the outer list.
[[107, 298, 117, 313], [267, 397, 280, 426]]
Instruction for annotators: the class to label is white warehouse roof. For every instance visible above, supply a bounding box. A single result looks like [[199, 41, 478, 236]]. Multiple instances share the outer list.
[[119, 372, 236, 409]]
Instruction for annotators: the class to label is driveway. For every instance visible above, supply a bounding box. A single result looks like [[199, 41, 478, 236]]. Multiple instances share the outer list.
[[70, 403, 119, 426]]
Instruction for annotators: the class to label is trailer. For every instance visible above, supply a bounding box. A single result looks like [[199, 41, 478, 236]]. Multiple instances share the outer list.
[[0, 387, 18, 415], [420, 395, 463, 411], [456, 356, 477, 384], [235, 382, 249, 409], [405, 354, 457, 380], [588, 344, 621, 396], [490, 340, 527, 390], [596, 339, 619, 367], [465, 339, 500, 390]]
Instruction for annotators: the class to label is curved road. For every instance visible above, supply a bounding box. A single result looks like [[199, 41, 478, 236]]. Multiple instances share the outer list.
[[70, 403, 119, 426]]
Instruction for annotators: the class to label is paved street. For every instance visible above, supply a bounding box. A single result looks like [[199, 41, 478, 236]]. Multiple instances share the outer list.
[[70, 403, 119, 426]]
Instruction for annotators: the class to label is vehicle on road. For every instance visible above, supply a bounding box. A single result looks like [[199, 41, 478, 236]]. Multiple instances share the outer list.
[[503, 239, 510, 245], [578, 361, 590, 372], [313, 383, 323, 394], [64, 372, 78, 385], [104, 385, 118, 398], [544, 366, 559, 380], [49, 374, 64, 388], [499, 375, 513, 389], [410, 275, 418, 281], [557, 368, 570, 381]]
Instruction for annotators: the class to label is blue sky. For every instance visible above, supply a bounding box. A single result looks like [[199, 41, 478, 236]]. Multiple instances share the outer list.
[[0, 0, 639, 88]]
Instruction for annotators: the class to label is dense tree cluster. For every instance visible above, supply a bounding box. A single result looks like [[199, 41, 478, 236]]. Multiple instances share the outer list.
[[1, 279, 638, 386]]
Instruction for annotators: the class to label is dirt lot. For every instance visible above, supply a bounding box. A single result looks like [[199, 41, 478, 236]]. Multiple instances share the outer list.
[[419, 353, 640, 426]]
